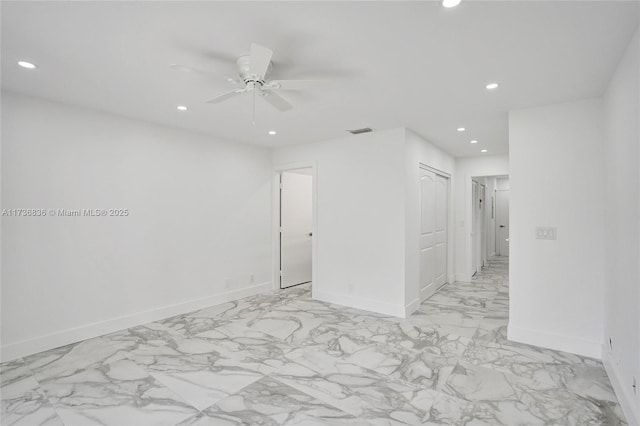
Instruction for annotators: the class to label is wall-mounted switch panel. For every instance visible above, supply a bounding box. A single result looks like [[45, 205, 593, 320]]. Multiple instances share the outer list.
[[536, 227, 557, 240]]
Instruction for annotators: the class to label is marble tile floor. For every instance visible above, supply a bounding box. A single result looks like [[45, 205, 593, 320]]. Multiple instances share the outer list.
[[1, 257, 627, 425]]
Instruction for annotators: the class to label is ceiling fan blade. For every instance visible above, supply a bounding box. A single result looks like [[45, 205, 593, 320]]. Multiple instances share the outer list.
[[250, 43, 273, 79], [205, 89, 244, 104], [266, 80, 326, 90], [261, 90, 293, 111]]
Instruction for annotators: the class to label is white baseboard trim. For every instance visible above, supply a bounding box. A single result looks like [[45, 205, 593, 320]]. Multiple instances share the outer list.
[[313, 291, 405, 318], [405, 298, 421, 316], [602, 346, 639, 426], [1, 282, 271, 362], [507, 324, 602, 359]]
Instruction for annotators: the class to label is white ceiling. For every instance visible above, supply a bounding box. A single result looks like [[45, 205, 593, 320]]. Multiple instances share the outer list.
[[2, 1, 638, 157]]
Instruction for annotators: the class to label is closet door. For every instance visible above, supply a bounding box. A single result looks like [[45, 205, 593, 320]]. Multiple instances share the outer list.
[[420, 167, 449, 301], [434, 173, 448, 287]]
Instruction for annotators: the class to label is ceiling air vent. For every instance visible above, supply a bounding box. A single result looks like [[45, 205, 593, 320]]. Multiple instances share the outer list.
[[347, 127, 373, 135]]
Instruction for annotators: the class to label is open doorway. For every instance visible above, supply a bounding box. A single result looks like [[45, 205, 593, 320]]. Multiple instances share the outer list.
[[471, 179, 486, 274], [471, 175, 510, 275], [278, 168, 313, 289]]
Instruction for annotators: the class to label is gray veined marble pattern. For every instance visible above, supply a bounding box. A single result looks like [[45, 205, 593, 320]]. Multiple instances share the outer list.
[[0, 360, 63, 426], [1, 259, 628, 425], [176, 376, 360, 425]]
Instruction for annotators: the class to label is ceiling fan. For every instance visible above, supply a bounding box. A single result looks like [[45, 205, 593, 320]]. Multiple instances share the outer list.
[[171, 43, 324, 120]]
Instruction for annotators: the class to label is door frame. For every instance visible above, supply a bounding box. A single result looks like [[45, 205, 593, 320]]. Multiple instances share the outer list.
[[471, 180, 478, 275], [272, 161, 318, 293]]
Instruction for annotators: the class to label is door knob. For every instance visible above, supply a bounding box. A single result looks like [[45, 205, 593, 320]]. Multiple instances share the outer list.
[[499, 225, 506, 228], [308, 232, 313, 237]]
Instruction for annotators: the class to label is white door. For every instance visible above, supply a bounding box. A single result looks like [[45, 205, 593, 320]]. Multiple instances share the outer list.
[[471, 181, 478, 274], [280, 171, 312, 288], [419, 167, 448, 301], [478, 184, 486, 271], [496, 190, 510, 256], [434, 174, 448, 286]]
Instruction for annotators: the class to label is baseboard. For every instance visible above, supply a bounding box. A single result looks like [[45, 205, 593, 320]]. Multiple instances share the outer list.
[[313, 291, 405, 318], [602, 346, 640, 426], [405, 298, 421, 316], [0, 282, 271, 362], [507, 324, 602, 359]]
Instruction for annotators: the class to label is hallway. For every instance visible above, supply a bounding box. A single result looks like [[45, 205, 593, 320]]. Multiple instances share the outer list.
[[1, 257, 626, 425]]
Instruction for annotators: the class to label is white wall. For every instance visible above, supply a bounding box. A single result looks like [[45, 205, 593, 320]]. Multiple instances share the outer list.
[[496, 177, 510, 190], [602, 29, 639, 425], [272, 128, 408, 317], [404, 130, 455, 313], [509, 98, 605, 359], [1, 92, 273, 361], [454, 156, 509, 281]]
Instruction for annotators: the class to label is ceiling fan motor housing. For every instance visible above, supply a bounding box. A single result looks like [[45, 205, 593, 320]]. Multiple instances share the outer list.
[[236, 55, 271, 85]]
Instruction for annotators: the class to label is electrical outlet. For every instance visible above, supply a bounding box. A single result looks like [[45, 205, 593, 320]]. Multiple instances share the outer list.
[[249, 274, 255, 284], [225, 279, 232, 289], [348, 283, 354, 294]]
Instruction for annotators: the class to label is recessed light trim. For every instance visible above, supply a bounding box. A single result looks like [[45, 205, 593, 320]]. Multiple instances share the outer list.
[[18, 61, 37, 69], [268, 130, 277, 135], [442, 0, 461, 8], [481, 149, 488, 153], [457, 127, 466, 132], [470, 140, 478, 144], [485, 82, 499, 90], [177, 105, 188, 111]]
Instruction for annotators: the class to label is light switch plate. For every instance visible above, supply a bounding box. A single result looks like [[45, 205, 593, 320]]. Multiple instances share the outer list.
[[536, 227, 557, 240]]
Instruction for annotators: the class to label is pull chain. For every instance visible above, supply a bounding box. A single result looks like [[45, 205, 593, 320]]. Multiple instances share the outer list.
[[252, 86, 256, 125]]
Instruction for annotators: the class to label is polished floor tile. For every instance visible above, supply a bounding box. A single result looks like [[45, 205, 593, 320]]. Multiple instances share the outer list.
[[1, 258, 628, 425]]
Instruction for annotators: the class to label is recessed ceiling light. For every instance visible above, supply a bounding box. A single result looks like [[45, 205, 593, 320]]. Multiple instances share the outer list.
[[485, 82, 499, 90], [17, 61, 37, 69], [442, 0, 461, 8], [481, 149, 488, 153], [457, 127, 466, 132], [470, 140, 478, 144], [268, 130, 277, 135], [177, 105, 188, 111]]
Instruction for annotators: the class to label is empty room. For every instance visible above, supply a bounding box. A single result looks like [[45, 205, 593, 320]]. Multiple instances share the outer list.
[[1, 1, 638, 425]]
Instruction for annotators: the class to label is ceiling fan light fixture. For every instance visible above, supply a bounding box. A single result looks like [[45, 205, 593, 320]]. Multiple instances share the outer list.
[[191, 43, 324, 117]]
